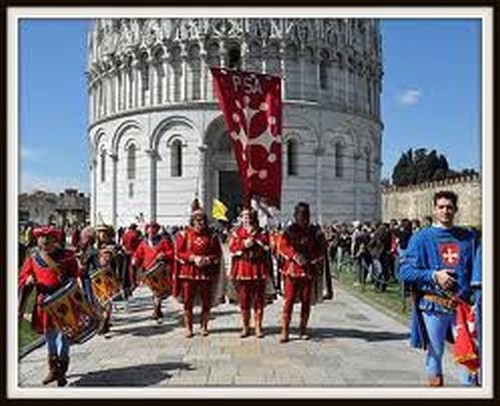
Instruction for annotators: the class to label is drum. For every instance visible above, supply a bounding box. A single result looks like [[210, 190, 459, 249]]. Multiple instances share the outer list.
[[90, 267, 122, 305], [41, 279, 99, 344], [141, 261, 171, 299]]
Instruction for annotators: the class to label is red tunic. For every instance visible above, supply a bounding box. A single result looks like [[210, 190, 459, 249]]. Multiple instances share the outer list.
[[122, 229, 141, 255], [18, 249, 79, 334], [229, 226, 270, 280], [277, 223, 326, 279], [175, 227, 222, 280], [132, 236, 174, 271]]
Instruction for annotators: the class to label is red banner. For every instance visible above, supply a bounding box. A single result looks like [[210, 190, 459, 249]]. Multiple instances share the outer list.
[[454, 301, 480, 374], [211, 68, 282, 209]]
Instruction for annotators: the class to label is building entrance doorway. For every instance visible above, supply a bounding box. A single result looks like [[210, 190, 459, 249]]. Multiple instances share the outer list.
[[218, 171, 243, 223]]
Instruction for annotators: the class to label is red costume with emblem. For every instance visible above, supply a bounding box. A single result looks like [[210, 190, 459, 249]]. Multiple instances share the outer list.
[[277, 215, 326, 342], [229, 221, 270, 338], [133, 236, 174, 272], [174, 215, 223, 337], [19, 249, 79, 334]]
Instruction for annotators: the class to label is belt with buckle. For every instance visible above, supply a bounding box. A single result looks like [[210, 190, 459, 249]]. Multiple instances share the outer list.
[[423, 293, 457, 310]]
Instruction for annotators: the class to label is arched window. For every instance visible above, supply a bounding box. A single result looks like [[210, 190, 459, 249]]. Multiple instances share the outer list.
[[127, 144, 136, 180], [319, 50, 330, 91], [228, 47, 241, 70], [320, 59, 329, 90], [100, 150, 106, 182], [128, 182, 134, 199], [335, 142, 344, 178], [365, 147, 371, 181], [287, 139, 298, 176], [171, 139, 183, 177]]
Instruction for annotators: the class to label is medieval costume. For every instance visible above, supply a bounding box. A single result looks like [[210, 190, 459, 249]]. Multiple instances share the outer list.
[[399, 225, 477, 386], [277, 202, 326, 342], [132, 222, 174, 321], [228, 208, 271, 338], [18, 226, 83, 386], [173, 203, 223, 338]]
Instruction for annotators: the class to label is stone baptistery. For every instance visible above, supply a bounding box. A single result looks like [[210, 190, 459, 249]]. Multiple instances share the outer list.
[[87, 17, 383, 227]]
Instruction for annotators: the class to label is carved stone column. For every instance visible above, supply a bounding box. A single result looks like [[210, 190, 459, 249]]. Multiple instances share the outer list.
[[132, 57, 140, 109], [200, 43, 207, 101], [90, 157, 98, 226], [147, 55, 154, 106], [109, 153, 118, 228], [145, 149, 158, 221], [180, 44, 188, 102], [197, 144, 208, 210], [162, 49, 170, 104], [314, 145, 324, 225]]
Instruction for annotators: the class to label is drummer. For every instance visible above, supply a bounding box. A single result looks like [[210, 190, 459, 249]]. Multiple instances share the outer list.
[[132, 221, 174, 322], [96, 224, 121, 335], [18, 225, 82, 387]]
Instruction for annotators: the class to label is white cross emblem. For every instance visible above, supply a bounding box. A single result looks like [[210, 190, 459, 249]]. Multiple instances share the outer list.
[[442, 248, 459, 264]]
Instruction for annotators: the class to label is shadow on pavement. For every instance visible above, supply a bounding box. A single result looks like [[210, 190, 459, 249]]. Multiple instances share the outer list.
[[310, 327, 409, 342], [109, 319, 182, 337], [69, 361, 194, 387]]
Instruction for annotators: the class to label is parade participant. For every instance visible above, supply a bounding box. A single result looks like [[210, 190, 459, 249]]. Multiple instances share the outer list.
[[351, 221, 371, 286], [132, 221, 174, 321], [18, 226, 82, 386], [398, 190, 478, 386], [75, 226, 99, 306], [122, 223, 141, 295], [228, 207, 271, 338], [174, 201, 223, 338], [277, 202, 326, 343], [95, 224, 121, 335]]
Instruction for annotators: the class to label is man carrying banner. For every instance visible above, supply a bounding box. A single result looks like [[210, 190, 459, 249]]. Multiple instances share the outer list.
[[277, 202, 326, 343], [398, 190, 479, 386]]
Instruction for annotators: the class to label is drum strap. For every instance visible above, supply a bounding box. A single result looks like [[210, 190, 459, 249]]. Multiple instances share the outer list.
[[38, 251, 64, 284]]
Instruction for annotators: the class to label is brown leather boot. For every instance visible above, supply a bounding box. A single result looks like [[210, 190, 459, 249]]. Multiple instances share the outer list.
[[184, 312, 194, 338], [427, 374, 444, 387], [279, 315, 290, 343], [255, 309, 264, 338], [57, 355, 69, 387], [299, 305, 311, 339], [200, 311, 210, 336], [152, 300, 163, 320], [42, 354, 59, 385], [240, 310, 251, 338]]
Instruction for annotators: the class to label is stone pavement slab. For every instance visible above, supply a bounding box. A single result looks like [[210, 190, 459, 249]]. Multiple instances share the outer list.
[[18, 285, 463, 387]]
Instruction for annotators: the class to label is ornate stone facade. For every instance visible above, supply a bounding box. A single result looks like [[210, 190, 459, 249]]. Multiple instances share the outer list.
[[381, 175, 482, 227], [87, 18, 383, 227]]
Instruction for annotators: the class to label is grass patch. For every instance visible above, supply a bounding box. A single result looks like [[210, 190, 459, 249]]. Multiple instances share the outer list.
[[332, 260, 412, 325], [18, 290, 41, 349]]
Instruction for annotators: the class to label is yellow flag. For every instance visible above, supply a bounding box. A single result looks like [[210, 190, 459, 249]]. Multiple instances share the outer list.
[[212, 198, 229, 221]]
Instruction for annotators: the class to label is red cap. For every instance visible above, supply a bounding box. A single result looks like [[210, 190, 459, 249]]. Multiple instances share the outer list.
[[145, 222, 161, 232], [33, 226, 61, 240]]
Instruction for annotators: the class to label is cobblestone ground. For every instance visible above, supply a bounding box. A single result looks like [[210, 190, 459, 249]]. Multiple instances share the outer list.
[[19, 286, 462, 387]]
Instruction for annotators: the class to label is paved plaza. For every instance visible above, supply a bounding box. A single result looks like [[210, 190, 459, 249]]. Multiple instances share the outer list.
[[18, 285, 462, 387]]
